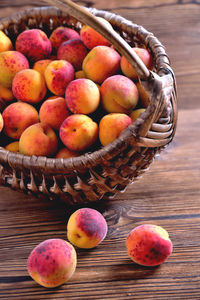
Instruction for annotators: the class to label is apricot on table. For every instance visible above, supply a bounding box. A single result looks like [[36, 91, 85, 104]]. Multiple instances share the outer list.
[[27, 238, 77, 288], [67, 208, 108, 249], [126, 224, 173, 266]]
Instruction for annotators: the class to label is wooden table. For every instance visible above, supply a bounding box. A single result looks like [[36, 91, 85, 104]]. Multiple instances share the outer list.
[[0, 1, 200, 299]]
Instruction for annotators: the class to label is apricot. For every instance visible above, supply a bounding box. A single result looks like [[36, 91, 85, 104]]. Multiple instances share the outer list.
[[39, 96, 70, 131], [27, 238, 77, 288], [12, 69, 47, 104], [80, 17, 111, 49], [33, 59, 53, 77], [99, 113, 132, 146], [49, 26, 80, 51], [120, 47, 153, 80], [19, 123, 58, 157], [0, 51, 29, 88], [2, 102, 39, 139], [100, 75, 139, 114], [67, 208, 108, 249], [16, 29, 52, 62], [57, 38, 88, 71], [55, 147, 79, 159], [5, 141, 19, 152], [0, 84, 14, 102], [59, 114, 98, 152], [0, 113, 3, 132], [44, 60, 74, 96], [65, 78, 100, 114], [82, 46, 121, 84], [75, 70, 86, 79], [130, 108, 146, 122], [126, 224, 173, 266], [0, 30, 13, 52]]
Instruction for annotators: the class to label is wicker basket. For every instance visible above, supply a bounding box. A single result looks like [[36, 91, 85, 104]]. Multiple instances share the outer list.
[[0, 1, 177, 204]]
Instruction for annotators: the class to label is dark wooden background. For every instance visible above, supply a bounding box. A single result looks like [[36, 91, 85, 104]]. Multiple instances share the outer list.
[[0, 1, 200, 299]]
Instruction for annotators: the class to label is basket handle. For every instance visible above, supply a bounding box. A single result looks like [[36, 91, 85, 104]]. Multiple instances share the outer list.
[[44, 0, 151, 80]]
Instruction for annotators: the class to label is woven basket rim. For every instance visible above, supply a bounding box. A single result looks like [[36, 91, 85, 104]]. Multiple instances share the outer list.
[[0, 5, 176, 172]]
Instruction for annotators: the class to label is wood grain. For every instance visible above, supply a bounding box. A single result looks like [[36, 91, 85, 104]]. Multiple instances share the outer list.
[[0, 0, 200, 299]]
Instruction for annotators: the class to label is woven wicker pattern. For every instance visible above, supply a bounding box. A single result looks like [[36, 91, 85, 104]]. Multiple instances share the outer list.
[[0, 6, 177, 204]]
